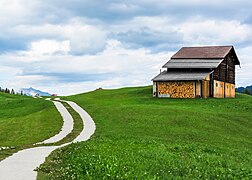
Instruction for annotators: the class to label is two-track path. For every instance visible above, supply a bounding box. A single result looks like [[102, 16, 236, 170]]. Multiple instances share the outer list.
[[0, 100, 96, 180]]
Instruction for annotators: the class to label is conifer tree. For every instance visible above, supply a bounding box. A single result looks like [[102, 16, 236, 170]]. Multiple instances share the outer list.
[[244, 88, 251, 95]]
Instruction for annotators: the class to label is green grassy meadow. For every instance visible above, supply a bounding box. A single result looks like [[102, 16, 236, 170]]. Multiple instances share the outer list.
[[38, 86, 252, 179], [0, 92, 62, 160]]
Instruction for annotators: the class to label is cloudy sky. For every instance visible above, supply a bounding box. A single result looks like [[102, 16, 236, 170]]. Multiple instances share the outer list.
[[0, 0, 251, 95]]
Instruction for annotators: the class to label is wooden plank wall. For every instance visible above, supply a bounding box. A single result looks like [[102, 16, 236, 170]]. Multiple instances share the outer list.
[[214, 80, 235, 98], [195, 81, 201, 98], [157, 81, 195, 98], [153, 82, 157, 97], [202, 80, 210, 98], [213, 52, 235, 84], [225, 82, 235, 98], [213, 80, 224, 98], [227, 56, 235, 84]]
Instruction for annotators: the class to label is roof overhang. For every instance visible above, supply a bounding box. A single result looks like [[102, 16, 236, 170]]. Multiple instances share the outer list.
[[162, 59, 223, 69], [230, 46, 240, 65], [171, 46, 233, 59], [152, 70, 213, 82]]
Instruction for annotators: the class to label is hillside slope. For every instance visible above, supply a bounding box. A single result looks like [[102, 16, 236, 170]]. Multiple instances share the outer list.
[[39, 86, 252, 179], [236, 85, 252, 95], [0, 92, 62, 160]]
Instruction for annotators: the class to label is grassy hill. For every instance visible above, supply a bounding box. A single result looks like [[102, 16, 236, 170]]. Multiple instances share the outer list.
[[236, 85, 252, 95], [0, 92, 62, 160], [38, 86, 252, 179]]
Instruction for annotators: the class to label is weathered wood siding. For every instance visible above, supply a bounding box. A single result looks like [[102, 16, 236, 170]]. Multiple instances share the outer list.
[[195, 81, 201, 98], [153, 82, 157, 97], [214, 80, 225, 98], [225, 82, 235, 98], [157, 81, 195, 98], [213, 52, 236, 84], [202, 80, 210, 98], [213, 80, 235, 98], [227, 55, 235, 84]]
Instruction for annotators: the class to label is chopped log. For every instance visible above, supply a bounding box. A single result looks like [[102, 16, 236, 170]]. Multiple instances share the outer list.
[[157, 81, 195, 98]]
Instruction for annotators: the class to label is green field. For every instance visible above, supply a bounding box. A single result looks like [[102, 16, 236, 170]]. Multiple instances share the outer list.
[[37, 86, 252, 178], [0, 92, 62, 160]]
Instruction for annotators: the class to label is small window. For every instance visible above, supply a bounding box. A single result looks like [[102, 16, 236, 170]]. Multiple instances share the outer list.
[[232, 86, 234, 90], [216, 83, 218, 87]]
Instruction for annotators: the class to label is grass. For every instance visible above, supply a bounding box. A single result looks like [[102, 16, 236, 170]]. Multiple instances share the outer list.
[[37, 86, 252, 179], [37, 101, 84, 179], [0, 92, 62, 160], [45, 101, 84, 146]]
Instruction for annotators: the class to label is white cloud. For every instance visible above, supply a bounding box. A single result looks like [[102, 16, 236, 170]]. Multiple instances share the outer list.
[[2, 20, 107, 55], [0, 66, 22, 82], [178, 19, 252, 45], [0, 39, 170, 95], [0, 0, 251, 94], [236, 46, 252, 87], [1, 31, 250, 95], [0, 0, 42, 26], [6, 75, 54, 90], [63, 20, 107, 55], [25, 40, 70, 56], [109, 3, 142, 13]]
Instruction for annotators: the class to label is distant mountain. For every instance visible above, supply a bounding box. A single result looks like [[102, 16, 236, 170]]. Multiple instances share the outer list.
[[236, 85, 252, 95], [20, 87, 51, 97]]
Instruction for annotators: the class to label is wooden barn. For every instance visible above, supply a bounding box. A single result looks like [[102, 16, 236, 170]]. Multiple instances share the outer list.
[[152, 46, 240, 98]]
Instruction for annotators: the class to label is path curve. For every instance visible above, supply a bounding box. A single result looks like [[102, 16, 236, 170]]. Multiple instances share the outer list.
[[0, 100, 96, 180], [38, 101, 74, 144], [65, 101, 96, 143]]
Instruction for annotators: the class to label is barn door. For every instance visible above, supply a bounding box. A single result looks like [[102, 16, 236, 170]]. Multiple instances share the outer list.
[[202, 80, 210, 98]]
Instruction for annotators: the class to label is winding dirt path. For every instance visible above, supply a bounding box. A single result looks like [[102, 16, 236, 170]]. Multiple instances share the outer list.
[[0, 100, 96, 180], [65, 101, 96, 143], [38, 101, 74, 144]]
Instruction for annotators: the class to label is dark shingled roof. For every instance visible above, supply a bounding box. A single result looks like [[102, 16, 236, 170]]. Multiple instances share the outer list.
[[171, 46, 233, 59], [162, 58, 223, 69], [152, 70, 213, 81]]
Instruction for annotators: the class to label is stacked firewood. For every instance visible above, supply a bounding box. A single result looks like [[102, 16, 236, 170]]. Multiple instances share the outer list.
[[158, 81, 195, 98]]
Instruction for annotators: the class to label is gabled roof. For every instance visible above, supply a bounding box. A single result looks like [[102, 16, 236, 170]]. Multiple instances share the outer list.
[[152, 70, 212, 81], [162, 58, 223, 69], [167, 46, 240, 68], [171, 46, 233, 59]]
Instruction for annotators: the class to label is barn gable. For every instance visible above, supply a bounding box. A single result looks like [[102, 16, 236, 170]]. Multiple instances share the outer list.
[[152, 46, 240, 98], [171, 46, 238, 61]]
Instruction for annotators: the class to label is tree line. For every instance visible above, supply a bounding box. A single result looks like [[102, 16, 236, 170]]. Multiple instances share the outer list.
[[236, 85, 252, 95], [0, 87, 24, 95]]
